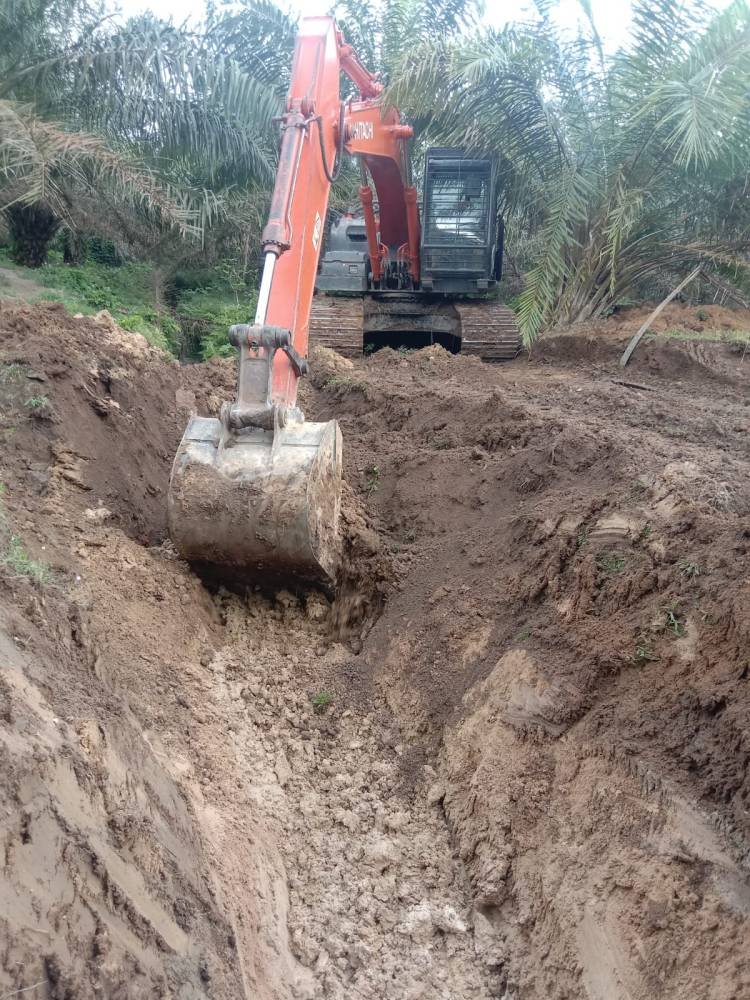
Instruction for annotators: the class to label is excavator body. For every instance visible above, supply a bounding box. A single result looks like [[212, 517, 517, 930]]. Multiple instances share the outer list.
[[311, 148, 520, 360], [168, 15, 519, 590]]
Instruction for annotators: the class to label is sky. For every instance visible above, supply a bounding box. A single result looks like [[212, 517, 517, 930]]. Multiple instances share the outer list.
[[114, 0, 639, 50]]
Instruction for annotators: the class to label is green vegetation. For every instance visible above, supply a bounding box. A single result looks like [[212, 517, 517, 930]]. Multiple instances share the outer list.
[[24, 394, 48, 410], [680, 560, 703, 578], [596, 550, 626, 575], [390, 0, 750, 343], [2, 534, 49, 584], [311, 690, 333, 710], [626, 481, 649, 505], [0, 475, 49, 585], [323, 374, 366, 393], [661, 607, 687, 638], [0, 247, 251, 357], [631, 639, 659, 666], [365, 465, 381, 494], [2, 0, 750, 349], [660, 327, 750, 343], [0, 363, 25, 384], [175, 284, 254, 360]]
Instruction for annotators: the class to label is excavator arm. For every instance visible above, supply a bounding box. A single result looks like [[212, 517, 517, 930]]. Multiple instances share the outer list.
[[168, 17, 412, 588], [245, 16, 420, 416]]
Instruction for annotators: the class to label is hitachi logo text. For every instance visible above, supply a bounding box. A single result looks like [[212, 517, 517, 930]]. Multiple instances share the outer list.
[[351, 121, 374, 141]]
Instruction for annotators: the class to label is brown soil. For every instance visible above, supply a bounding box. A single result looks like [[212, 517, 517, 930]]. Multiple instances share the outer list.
[[1, 299, 748, 999]]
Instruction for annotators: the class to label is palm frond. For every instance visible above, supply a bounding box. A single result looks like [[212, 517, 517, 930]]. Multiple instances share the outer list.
[[0, 99, 200, 236]]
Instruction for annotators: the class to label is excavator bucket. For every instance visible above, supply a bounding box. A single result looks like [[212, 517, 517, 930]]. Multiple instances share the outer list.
[[168, 324, 343, 591]]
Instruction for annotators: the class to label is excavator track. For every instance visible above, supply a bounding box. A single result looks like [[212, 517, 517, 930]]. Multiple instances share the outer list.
[[454, 301, 522, 361], [308, 296, 364, 358], [309, 294, 522, 362]]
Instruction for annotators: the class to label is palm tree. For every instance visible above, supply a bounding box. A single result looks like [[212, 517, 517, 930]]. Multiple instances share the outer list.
[[0, 0, 286, 266], [333, 0, 479, 82], [387, 0, 750, 342]]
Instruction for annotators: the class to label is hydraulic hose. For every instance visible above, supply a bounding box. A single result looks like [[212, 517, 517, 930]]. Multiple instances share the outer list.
[[316, 102, 346, 184]]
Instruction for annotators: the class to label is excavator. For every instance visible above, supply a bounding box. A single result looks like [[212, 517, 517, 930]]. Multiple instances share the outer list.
[[168, 16, 520, 589]]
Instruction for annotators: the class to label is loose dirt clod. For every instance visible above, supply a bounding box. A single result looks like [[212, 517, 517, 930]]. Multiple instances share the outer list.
[[1, 301, 749, 999]]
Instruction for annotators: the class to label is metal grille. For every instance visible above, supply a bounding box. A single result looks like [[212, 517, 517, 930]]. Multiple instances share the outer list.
[[423, 170, 489, 247], [422, 246, 487, 272]]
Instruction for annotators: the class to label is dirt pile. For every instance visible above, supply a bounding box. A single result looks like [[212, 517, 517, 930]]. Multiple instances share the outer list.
[[1, 299, 748, 999]]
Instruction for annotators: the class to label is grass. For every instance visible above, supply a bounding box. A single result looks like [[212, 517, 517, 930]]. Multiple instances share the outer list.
[[0, 484, 50, 585], [679, 560, 702, 578], [323, 374, 367, 394], [2, 534, 49, 585], [0, 363, 25, 384], [311, 690, 332, 711], [0, 245, 251, 359], [596, 550, 626, 575], [175, 285, 252, 360], [631, 639, 659, 665], [25, 395, 49, 410], [625, 479, 648, 504], [0, 246, 177, 352], [661, 606, 687, 638]]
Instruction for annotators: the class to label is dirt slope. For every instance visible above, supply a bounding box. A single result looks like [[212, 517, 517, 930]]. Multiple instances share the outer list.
[[314, 340, 749, 999], [0, 299, 748, 999]]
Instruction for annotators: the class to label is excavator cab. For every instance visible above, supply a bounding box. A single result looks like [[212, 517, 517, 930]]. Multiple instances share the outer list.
[[419, 148, 503, 294], [315, 148, 503, 297]]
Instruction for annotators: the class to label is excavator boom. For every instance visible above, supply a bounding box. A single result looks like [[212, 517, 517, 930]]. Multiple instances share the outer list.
[[168, 17, 418, 589]]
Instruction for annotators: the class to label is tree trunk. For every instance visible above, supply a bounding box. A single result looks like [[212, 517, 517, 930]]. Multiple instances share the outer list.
[[5, 203, 61, 267], [62, 229, 87, 265]]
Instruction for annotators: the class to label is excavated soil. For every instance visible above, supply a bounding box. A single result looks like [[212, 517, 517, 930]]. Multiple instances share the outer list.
[[0, 300, 749, 999]]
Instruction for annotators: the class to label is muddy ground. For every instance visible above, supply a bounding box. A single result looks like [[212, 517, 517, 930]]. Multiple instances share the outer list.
[[0, 300, 748, 999]]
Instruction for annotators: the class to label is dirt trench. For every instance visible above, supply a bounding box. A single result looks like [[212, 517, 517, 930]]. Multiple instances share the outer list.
[[1, 300, 749, 999]]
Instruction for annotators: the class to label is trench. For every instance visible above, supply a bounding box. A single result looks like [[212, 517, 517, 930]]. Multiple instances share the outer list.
[[197, 589, 504, 999]]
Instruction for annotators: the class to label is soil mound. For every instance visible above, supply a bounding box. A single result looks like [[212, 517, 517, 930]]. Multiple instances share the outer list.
[[0, 301, 235, 543]]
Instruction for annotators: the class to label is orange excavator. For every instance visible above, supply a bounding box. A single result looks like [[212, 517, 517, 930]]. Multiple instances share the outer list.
[[168, 16, 519, 588]]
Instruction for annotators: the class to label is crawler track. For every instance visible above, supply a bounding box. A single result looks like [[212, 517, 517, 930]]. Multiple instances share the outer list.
[[309, 294, 521, 361], [308, 296, 364, 357], [454, 301, 522, 360]]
